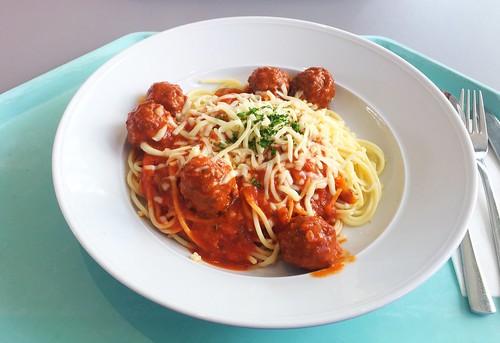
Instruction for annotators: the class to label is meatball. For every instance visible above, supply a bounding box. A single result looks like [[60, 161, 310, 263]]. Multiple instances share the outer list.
[[179, 156, 239, 218], [277, 215, 341, 270], [289, 67, 335, 108], [247, 66, 290, 95], [126, 100, 172, 147], [146, 81, 186, 114]]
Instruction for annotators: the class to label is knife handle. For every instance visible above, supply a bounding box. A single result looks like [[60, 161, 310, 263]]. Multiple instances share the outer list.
[[460, 230, 496, 314], [476, 160, 500, 271]]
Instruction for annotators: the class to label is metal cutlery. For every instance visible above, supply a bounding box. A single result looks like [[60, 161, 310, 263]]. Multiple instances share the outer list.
[[461, 89, 500, 275], [444, 90, 496, 314], [460, 231, 495, 314]]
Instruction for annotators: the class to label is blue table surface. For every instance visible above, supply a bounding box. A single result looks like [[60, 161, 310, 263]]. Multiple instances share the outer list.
[[0, 32, 499, 342]]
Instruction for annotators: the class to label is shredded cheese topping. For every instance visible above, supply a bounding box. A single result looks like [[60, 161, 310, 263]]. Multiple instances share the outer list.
[[127, 79, 385, 268]]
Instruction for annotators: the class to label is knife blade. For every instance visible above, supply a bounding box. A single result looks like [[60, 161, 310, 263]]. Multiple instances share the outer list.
[[443, 91, 465, 122], [486, 110, 500, 163]]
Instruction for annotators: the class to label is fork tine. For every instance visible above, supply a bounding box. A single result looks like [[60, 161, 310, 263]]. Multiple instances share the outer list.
[[460, 89, 470, 131], [478, 90, 487, 135], [471, 90, 478, 133], [458, 89, 466, 125]]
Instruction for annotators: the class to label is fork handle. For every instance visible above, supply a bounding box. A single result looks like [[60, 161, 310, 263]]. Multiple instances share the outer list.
[[460, 230, 496, 314], [476, 160, 500, 270]]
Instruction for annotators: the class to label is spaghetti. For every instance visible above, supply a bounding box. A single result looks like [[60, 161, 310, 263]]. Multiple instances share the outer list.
[[125, 67, 385, 271]]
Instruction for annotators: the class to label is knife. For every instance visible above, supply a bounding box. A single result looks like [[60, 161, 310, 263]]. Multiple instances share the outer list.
[[486, 110, 500, 163]]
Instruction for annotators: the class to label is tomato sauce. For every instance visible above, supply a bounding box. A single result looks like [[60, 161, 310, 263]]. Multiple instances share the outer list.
[[311, 253, 355, 278], [140, 155, 262, 270]]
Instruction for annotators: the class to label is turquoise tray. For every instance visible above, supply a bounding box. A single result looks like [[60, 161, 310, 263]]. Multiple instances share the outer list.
[[1, 32, 499, 342]]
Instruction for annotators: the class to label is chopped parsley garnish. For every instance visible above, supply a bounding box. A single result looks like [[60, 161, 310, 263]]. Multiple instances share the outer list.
[[290, 121, 301, 133], [237, 106, 271, 122], [235, 106, 302, 152], [250, 177, 261, 188], [227, 135, 238, 143]]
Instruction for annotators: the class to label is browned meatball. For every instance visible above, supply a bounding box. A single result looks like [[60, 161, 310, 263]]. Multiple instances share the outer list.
[[277, 215, 341, 270], [289, 67, 335, 108], [126, 100, 172, 147], [146, 81, 186, 114], [247, 67, 290, 95], [179, 156, 239, 218]]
